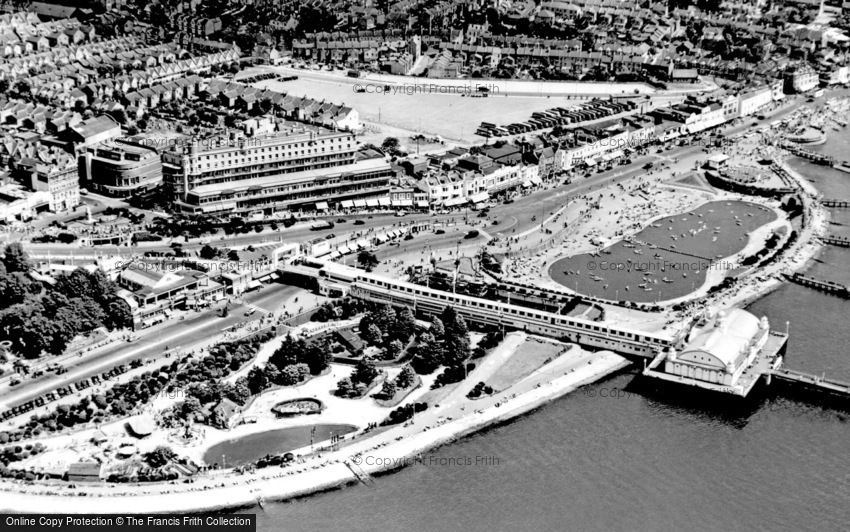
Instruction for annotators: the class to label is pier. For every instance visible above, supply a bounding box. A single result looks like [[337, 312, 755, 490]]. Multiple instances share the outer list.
[[832, 162, 850, 174], [344, 459, 375, 486], [821, 235, 850, 248], [769, 368, 850, 399], [784, 273, 850, 298], [821, 199, 850, 208], [783, 143, 834, 165]]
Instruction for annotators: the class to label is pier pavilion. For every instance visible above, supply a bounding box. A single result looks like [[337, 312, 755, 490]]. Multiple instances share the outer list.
[[643, 309, 787, 397]]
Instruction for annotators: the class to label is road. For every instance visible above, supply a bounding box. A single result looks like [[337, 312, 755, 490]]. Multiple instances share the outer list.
[[1, 283, 304, 411]]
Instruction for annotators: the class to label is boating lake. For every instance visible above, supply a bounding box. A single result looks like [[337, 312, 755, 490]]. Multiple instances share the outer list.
[[203, 424, 357, 468], [548, 200, 777, 302]]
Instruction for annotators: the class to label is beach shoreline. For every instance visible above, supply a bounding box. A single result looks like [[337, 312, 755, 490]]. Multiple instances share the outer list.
[[0, 353, 629, 514]]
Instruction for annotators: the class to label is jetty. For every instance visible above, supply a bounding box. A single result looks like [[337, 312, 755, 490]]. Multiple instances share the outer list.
[[782, 143, 834, 165], [344, 459, 375, 486], [784, 273, 849, 298], [769, 368, 850, 399], [832, 162, 850, 174], [821, 199, 850, 208], [821, 235, 850, 248]]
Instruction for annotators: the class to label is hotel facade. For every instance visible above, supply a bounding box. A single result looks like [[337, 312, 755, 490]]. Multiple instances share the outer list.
[[162, 126, 394, 215]]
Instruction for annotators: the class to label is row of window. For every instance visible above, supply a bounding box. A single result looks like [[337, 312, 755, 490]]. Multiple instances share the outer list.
[[355, 276, 671, 347]]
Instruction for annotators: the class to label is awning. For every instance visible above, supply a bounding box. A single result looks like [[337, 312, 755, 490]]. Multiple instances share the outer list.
[[521, 180, 532, 188], [607, 149, 624, 160], [393, 199, 413, 207], [327, 250, 341, 259], [247, 280, 262, 289], [585, 157, 598, 167], [340, 200, 354, 208], [353, 199, 367, 208], [378, 197, 391, 206], [337, 244, 351, 254], [469, 191, 489, 203], [374, 233, 388, 243], [530, 175, 542, 185], [444, 197, 466, 207], [366, 198, 379, 207], [316, 201, 329, 210], [416, 200, 429, 208], [356, 238, 369, 249]]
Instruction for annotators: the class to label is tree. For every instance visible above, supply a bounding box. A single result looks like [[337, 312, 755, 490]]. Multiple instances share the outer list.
[[246, 367, 269, 395], [396, 365, 416, 389], [429, 316, 445, 339], [179, 397, 203, 422], [224, 378, 251, 405], [280, 364, 306, 385], [381, 137, 400, 154], [379, 379, 397, 399], [385, 339, 403, 360], [394, 306, 416, 340], [352, 359, 378, 385], [336, 376, 354, 397], [357, 250, 379, 271], [301, 339, 332, 374], [227, 249, 240, 261], [364, 323, 383, 346], [199, 244, 219, 260], [144, 446, 177, 468], [411, 332, 441, 374], [3, 243, 30, 273]]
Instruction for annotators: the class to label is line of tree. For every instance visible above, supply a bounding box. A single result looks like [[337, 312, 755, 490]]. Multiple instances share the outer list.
[[0, 244, 133, 358], [411, 306, 471, 375], [6, 332, 274, 441], [336, 358, 380, 398], [358, 304, 417, 360]]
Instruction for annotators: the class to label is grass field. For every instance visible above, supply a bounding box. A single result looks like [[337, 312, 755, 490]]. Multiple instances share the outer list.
[[487, 338, 570, 392]]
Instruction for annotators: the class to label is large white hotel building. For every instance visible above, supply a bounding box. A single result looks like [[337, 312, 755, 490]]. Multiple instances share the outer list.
[[162, 124, 394, 216]]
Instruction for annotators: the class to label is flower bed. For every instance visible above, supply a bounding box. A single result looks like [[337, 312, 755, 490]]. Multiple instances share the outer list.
[[271, 398, 325, 418]]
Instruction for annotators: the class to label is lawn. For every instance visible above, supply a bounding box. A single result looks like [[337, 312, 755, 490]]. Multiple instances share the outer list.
[[487, 338, 570, 392]]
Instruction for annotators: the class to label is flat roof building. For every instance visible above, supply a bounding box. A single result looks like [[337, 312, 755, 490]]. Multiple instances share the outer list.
[[80, 141, 163, 197]]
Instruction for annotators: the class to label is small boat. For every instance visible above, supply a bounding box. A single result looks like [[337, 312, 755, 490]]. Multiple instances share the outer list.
[[662, 277, 673, 283], [639, 283, 647, 288], [634, 249, 643, 255], [643, 287, 653, 292], [625, 285, 630, 291], [682, 272, 688, 278]]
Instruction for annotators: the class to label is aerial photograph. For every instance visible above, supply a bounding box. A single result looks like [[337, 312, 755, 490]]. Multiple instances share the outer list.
[[0, 0, 849, 530]]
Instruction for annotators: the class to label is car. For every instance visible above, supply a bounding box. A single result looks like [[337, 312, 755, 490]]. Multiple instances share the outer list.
[[244, 309, 256, 317], [395, 210, 407, 217], [464, 230, 480, 239], [354, 219, 365, 225]]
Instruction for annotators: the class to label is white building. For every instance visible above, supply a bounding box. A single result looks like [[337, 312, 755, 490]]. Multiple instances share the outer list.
[[662, 309, 769, 386], [738, 86, 773, 117]]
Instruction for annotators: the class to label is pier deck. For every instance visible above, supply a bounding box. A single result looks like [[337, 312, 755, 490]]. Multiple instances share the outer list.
[[769, 368, 850, 398]]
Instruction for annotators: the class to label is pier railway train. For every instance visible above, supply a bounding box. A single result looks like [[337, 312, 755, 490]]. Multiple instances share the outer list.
[[347, 272, 677, 357]]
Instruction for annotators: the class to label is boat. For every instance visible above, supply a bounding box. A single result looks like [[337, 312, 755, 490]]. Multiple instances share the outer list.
[[682, 272, 688, 277], [639, 283, 647, 288], [643, 287, 653, 292], [634, 249, 643, 255], [662, 277, 673, 283]]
